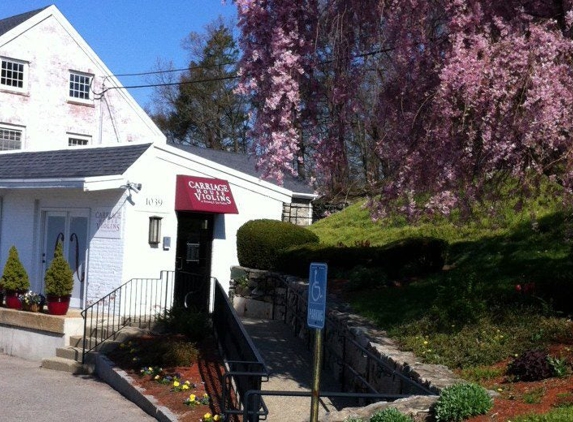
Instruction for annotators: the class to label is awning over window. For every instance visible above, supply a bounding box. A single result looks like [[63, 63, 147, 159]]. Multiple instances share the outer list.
[[175, 175, 238, 214]]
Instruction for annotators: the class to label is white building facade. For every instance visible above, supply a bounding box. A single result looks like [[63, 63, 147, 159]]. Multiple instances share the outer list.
[[0, 6, 315, 310]]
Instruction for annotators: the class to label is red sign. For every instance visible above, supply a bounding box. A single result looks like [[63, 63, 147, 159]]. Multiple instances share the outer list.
[[175, 175, 238, 214]]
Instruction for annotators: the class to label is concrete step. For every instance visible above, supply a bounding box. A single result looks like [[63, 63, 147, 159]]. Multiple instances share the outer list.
[[73, 326, 150, 348], [41, 356, 94, 375], [56, 346, 82, 361]]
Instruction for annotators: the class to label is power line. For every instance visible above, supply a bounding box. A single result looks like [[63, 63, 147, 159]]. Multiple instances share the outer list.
[[98, 47, 391, 94], [94, 74, 239, 97], [112, 60, 237, 77]]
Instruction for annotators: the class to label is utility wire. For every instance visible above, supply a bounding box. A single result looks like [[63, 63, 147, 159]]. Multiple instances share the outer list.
[[113, 60, 237, 77], [94, 74, 239, 97], [95, 47, 391, 95]]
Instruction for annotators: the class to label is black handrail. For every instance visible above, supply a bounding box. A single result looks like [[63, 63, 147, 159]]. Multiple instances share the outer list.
[[212, 280, 269, 421], [80, 270, 177, 363]]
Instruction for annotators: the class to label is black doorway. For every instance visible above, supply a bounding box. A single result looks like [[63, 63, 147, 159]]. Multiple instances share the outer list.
[[174, 212, 214, 311]]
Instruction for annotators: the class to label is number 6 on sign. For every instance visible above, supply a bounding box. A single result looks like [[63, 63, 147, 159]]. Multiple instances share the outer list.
[[307, 262, 328, 329]]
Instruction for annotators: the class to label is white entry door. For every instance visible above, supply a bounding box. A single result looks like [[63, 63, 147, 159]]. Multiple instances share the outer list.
[[43, 210, 89, 309]]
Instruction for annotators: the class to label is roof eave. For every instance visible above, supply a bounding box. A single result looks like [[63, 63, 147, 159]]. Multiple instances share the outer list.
[[0, 175, 127, 191]]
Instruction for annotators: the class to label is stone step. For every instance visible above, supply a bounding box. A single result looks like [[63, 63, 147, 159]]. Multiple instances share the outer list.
[[41, 356, 94, 375]]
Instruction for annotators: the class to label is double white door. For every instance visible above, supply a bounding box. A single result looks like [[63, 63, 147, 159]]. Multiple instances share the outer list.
[[43, 210, 88, 309]]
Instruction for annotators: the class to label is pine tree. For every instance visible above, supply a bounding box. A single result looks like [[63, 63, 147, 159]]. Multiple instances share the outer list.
[[44, 241, 73, 297], [1, 245, 30, 292]]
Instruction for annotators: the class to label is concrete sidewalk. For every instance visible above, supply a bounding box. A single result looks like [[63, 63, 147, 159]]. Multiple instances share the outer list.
[[241, 318, 354, 422], [0, 353, 155, 422]]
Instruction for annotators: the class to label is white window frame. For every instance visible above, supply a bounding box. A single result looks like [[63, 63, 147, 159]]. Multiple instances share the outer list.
[[0, 123, 25, 151], [1, 57, 28, 93], [68, 71, 93, 102], [67, 133, 91, 147]]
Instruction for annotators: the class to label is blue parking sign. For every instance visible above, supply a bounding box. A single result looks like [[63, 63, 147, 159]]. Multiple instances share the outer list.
[[307, 262, 328, 329]]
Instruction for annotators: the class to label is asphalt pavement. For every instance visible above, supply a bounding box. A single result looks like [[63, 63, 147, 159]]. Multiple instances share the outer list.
[[0, 353, 155, 422]]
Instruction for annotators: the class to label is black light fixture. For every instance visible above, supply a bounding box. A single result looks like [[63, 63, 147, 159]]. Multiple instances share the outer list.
[[148, 216, 162, 245]]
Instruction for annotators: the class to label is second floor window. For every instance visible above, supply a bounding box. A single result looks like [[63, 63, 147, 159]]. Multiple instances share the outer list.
[[1, 58, 26, 90], [69, 71, 92, 100], [0, 126, 22, 150], [68, 136, 90, 146]]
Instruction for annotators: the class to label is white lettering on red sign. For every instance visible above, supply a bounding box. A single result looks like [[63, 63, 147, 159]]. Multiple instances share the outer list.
[[188, 180, 233, 205]]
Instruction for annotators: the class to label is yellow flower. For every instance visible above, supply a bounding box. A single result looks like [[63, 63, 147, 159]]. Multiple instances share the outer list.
[[423, 340, 429, 345], [213, 415, 220, 421], [203, 393, 209, 398], [185, 380, 191, 385], [182, 384, 189, 390], [204, 413, 212, 420], [154, 375, 160, 380], [189, 394, 196, 402], [173, 381, 180, 387]]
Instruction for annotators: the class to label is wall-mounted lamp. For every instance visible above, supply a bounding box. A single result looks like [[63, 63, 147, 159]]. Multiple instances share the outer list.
[[121, 181, 142, 193], [148, 216, 162, 245], [129, 182, 142, 193]]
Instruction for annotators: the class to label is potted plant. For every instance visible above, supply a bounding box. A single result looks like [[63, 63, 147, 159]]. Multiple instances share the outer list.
[[19, 291, 45, 312], [44, 240, 74, 315], [1, 245, 30, 309]]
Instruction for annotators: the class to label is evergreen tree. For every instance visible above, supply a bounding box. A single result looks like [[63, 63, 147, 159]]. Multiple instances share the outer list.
[[151, 18, 249, 153], [44, 241, 73, 297], [1, 245, 29, 291]]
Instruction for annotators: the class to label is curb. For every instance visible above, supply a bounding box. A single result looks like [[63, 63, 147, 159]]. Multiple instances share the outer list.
[[95, 353, 179, 422]]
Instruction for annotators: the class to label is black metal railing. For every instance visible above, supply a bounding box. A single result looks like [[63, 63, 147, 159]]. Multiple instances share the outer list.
[[266, 274, 436, 398], [212, 280, 269, 422], [80, 270, 178, 363]]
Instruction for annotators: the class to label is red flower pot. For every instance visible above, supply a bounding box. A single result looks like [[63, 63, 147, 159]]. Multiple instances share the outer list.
[[46, 295, 71, 315], [4, 289, 23, 310]]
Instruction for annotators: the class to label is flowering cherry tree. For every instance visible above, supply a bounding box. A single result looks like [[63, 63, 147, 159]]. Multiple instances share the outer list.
[[236, 0, 573, 217]]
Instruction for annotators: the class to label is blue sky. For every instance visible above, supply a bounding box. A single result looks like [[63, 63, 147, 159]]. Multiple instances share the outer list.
[[0, 1, 237, 109]]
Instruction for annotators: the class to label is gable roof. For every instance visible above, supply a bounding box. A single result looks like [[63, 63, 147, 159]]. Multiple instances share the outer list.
[[168, 143, 315, 195], [0, 143, 151, 180], [0, 7, 47, 37]]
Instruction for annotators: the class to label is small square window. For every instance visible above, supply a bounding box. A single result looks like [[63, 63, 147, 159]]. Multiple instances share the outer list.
[[0, 126, 23, 150], [1, 58, 27, 91], [69, 71, 92, 100]]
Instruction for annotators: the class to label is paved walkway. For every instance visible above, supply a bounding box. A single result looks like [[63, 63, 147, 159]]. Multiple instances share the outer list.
[[241, 318, 354, 422], [0, 353, 155, 422]]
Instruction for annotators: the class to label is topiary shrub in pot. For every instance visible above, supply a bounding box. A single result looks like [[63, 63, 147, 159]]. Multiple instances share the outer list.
[[44, 240, 74, 315], [1, 245, 30, 309]]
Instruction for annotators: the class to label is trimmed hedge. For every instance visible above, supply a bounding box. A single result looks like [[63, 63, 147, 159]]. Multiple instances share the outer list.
[[276, 237, 448, 278], [237, 219, 320, 270]]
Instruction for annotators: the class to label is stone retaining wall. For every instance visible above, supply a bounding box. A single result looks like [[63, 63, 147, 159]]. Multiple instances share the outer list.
[[230, 266, 463, 421]]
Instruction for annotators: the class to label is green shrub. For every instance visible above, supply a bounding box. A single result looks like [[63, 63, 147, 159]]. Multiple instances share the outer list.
[[430, 270, 487, 327], [276, 237, 448, 279], [369, 407, 412, 421], [1, 245, 29, 291], [156, 306, 211, 342], [432, 383, 493, 422], [347, 266, 388, 292], [237, 219, 319, 270], [133, 336, 199, 367], [44, 241, 74, 296], [506, 350, 555, 382]]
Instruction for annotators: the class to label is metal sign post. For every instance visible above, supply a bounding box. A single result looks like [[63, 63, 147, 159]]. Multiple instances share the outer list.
[[307, 262, 328, 422]]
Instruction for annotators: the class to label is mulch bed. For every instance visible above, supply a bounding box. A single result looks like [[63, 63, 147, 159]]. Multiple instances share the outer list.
[[107, 334, 239, 422]]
